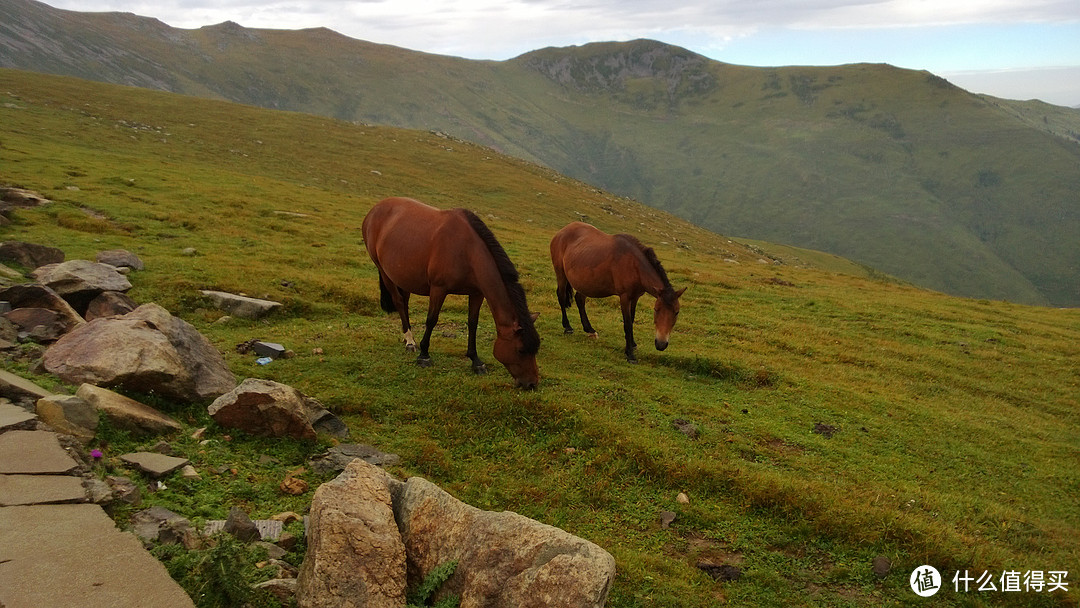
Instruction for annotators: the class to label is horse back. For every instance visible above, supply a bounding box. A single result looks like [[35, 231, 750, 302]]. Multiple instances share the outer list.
[[551, 222, 629, 297], [363, 197, 481, 295]]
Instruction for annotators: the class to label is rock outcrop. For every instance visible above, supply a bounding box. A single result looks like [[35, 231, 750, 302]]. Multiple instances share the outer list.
[[298, 459, 616, 608], [296, 460, 408, 608]]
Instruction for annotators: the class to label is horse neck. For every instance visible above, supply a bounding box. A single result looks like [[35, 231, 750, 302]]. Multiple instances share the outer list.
[[473, 256, 520, 330], [633, 251, 668, 298]]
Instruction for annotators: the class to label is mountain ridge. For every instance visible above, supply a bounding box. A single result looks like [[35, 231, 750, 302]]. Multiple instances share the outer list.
[[2, 0, 1078, 306]]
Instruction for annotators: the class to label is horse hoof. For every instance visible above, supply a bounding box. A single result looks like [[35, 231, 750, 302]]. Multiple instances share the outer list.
[[563, 327, 574, 335], [626, 357, 638, 364], [586, 332, 599, 339], [416, 356, 433, 368], [405, 344, 417, 353], [472, 363, 488, 376]]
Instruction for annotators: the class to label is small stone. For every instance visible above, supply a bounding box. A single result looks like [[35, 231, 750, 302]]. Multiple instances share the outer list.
[[224, 506, 260, 542], [119, 452, 190, 478], [279, 476, 309, 495], [676, 492, 690, 505], [191, 427, 207, 440], [106, 475, 141, 505], [252, 341, 286, 358], [179, 464, 201, 480], [254, 578, 297, 602], [872, 555, 892, 578], [660, 510, 676, 529]]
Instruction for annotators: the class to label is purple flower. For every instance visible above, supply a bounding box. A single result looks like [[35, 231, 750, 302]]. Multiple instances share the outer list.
[[90, 449, 103, 459]]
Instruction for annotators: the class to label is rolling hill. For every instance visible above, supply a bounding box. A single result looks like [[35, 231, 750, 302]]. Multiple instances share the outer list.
[[3, 0, 1080, 307], [3, 67, 1080, 607]]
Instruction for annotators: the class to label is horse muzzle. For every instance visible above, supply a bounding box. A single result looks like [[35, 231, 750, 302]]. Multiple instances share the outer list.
[[655, 338, 669, 351]]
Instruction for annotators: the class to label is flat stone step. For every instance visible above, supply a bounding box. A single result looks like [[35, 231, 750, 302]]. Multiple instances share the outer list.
[[0, 474, 87, 506], [0, 401, 36, 430], [0, 504, 194, 607], [0, 431, 77, 474]]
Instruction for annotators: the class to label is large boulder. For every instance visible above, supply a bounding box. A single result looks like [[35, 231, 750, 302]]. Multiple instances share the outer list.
[[396, 477, 616, 608], [0, 241, 63, 269], [208, 378, 337, 440], [31, 259, 132, 313], [296, 459, 408, 608], [43, 304, 236, 403]]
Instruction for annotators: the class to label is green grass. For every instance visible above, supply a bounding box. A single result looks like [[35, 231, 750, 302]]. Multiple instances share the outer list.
[[2, 69, 1079, 607]]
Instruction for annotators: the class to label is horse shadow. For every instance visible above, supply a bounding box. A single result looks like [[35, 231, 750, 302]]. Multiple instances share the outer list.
[[645, 353, 778, 388]]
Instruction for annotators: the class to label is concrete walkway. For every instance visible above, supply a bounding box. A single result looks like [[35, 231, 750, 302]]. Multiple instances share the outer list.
[[0, 399, 194, 608]]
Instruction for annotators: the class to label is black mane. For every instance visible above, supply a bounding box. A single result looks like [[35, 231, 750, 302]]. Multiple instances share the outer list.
[[462, 210, 541, 354], [616, 233, 677, 302]]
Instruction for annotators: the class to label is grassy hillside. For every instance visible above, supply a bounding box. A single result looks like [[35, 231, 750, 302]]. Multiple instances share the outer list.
[[2, 69, 1079, 607], [3, 1, 1080, 307]]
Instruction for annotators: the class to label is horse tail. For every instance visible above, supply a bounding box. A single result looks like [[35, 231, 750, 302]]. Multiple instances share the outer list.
[[557, 280, 574, 309], [378, 274, 397, 313]]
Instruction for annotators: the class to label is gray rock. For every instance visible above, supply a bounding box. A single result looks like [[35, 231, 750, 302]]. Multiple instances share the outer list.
[[95, 249, 144, 271], [296, 459, 407, 608], [119, 452, 190, 478], [76, 384, 181, 436], [44, 304, 237, 403], [872, 555, 892, 578], [252, 341, 286, 358], [309, 443, 400, 475], [224, 507, 261, 543], [35, 394, 97, 442], [83, 477, 114, 504], [131, 505, 196, 547], [201, 290, 282, 319]]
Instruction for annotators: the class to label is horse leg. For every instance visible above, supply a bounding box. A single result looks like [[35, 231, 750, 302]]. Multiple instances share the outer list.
[[415, 290, 447, 367], [621, 294, 639, 363], [575, 292, 598, 337], [557, 280, 575, 334], [466, 293, 487, 375], [381, 272, 417, 352]]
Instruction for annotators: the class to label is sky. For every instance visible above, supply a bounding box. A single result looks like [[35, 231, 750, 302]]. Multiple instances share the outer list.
[[45, 0, 1080, 107]]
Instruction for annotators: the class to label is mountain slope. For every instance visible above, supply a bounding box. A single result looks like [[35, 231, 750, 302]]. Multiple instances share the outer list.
[[2, 0, 1079, 306], [3, 68, 1079, 608]]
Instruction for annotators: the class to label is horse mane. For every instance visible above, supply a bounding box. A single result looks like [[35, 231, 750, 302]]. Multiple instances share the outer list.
[[616, 234, 677, 302], [461, 210, 541, 354]]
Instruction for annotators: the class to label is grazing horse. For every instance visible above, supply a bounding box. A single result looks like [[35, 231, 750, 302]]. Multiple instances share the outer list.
[[362, 197, 541, 389], [550, 222, 685, 363]]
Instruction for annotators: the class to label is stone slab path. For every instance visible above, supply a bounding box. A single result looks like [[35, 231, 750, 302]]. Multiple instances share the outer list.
[[0, 393, 194, 608]]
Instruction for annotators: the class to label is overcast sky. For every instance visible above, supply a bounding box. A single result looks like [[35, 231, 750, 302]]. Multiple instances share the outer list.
[[45, 0, 1080, 107]]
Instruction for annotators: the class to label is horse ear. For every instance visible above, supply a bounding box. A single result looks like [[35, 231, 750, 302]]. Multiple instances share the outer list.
[[530, 311, 540, 322], [675, 287, 687, 299]]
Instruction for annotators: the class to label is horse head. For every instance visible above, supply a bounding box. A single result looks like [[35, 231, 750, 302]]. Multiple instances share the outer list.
[[493, 311, 541, 389], [653, 287, 686, 351]]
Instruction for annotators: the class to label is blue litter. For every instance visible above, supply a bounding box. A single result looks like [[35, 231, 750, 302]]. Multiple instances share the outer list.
[[256, 357, 273, 365]]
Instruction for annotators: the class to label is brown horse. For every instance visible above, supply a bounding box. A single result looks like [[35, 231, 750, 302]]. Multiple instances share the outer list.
[[550, 222, 685, 363], [362, 197, 540, 389]]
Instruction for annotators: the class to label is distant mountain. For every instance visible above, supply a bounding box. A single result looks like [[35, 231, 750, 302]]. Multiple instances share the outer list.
[[2, 0, 1078, 306]]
